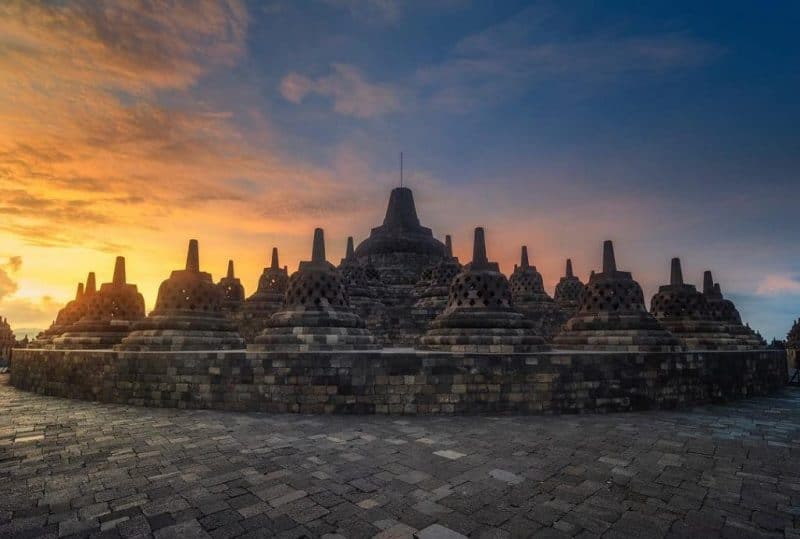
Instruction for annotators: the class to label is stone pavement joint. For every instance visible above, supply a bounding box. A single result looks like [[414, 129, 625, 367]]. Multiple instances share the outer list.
[[0, 375, 799, 538]]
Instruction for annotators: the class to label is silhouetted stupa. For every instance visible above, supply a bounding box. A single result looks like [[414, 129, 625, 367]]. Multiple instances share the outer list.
[[218, 260, 245, 312], [509, 246, 567, 341], [117, 240, 244, 351], [554, 241, 682, 351], [339, 236, 385, 328], [554, 259, 584, 317], [420, 228, 547, 353], [238, 247, 289, 342], [703, 270, 761, 349], [35, 273, 96, 346], [411, 234, 462, 330]]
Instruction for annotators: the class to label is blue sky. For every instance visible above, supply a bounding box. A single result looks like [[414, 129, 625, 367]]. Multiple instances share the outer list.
[[0, 0, 798, 339]]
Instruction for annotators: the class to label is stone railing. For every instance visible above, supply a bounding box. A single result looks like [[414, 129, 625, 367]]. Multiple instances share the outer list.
[[10, 348, 787, 414]]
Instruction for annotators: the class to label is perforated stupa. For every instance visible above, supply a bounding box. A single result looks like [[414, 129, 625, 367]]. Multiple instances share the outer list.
[[702, 271, 762, 349], [339, 237, 385, 328], [53, 257, 146, 349], [419, 228, 548, 353], [508, 246, 567, 341], [554, 241, 682, 351], [554, 259, 584, 317], [237, 247, 289, 342], [411, 235, 462, 330], [117, 240, 244, 351], [35, 274, 96, 346], [649, 258, 739, 350], [217, 260, 245, 313], [253, 228, 379, 351]]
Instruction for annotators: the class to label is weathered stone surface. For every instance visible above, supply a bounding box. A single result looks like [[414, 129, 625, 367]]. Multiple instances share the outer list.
[[52, 257, 146, 349], [554, 241, 683, 352], [411, 235, 461, 333], [117, 240, 244, 351], [253, 229, 380, 351], [339, 236, 386, 331], [650, 258, 742, 351], [553, 259, 583, 317], [1, 373, 798, 537], [509, 246, 567, 341], [8, 348, 788, 413], [420, 228, 548, 353]]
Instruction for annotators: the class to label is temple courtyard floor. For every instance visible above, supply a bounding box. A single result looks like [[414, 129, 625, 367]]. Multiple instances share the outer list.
[[0, 376, 798, 539]]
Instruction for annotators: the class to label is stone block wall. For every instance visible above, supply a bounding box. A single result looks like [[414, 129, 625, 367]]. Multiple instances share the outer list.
[[10, 348, 787, 415]]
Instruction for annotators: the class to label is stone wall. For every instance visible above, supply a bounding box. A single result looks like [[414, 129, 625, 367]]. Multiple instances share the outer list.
[[10, 348, 787, 415]]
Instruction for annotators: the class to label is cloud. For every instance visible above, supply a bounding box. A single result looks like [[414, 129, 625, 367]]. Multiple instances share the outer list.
[[280, 63, 401, 118], [756, 274, 800, 296], [0, 257, 21, 300], [321, 0, 402, 23], [415, 5, 723, 111]]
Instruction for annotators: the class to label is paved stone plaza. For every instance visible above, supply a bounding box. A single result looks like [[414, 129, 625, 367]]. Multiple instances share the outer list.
[[1, 376, 798, 539]]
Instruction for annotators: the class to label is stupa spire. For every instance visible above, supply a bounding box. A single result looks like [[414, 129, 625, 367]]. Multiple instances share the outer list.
[[226, 260, 235, 279], [312, 228, 326, 263], [670, 258, 683, 286], [383, 187, 421, 229], [346, 236, 355, 260], [445, 235, 453, 258], [703, 271, 714, 294], [75, 282, 84, 300], [566, 259, 574, 278], [602, 240, 617, 274], [85, 272, 96, 295], [270, 247, 279, 270], [112, 256, 126, 285], [520, 246, 530, 268], [472, 227, 488, 267], [185, 239, 199, 272]]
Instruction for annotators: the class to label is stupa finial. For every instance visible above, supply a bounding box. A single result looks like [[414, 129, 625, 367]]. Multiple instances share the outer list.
[[445, 235, 453, 258], [383, 187, 421, 229], [113, 256, 126, 285], [714, 283, 722, 295], [566, 259, 574, 278], [312, 228, 326, 263], [670, 258, 683, 286], [186, 239, 200, 272], [270, 247, 279, 269], [226, 260, 235, 279], [85, 272, 96, 295], [602, 240, 617, 273], [703, 270, 714, 294], [520, 246, 530, 268], [75, 282, 84, 300], [472, 227, 488, 266], [346, 236, 355, 260]]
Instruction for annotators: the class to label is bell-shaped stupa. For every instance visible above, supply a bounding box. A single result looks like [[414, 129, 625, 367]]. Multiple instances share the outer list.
[[649, 258, 738, 350], [554, 259, 584, 317], [339, 236, 385, 327], [117, 240, 244, 351], [554, 241, 682, 351], [412, 235, 462, 327], [238, 247, 290, 342], [217, 260, 245, 312], [53, 257, 146, 349], [35, 273, 96, 346], [419, 228, 547, 353], [508, 246, 567, 341], [253, 228, 380, 351], [703, 271, 762, 348]]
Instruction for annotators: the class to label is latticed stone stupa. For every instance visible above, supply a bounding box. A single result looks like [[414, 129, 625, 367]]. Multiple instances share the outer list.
[[419, 228, 548, 353], [237, 247, 289, 342], [218, 260, 245, 313], [554, 241, 682, 351], [35, 273, 96, 346], [254, 228, 380, 351], [339, 236, 385, 328], [411, 235, 462, 331], [117, 240, 244, 351], [554, 259, 583, 317], [53, 257, 146, 349], [702, 271, 762, 349], [509, 246, 567, 341], [649, 258, 739, 350]]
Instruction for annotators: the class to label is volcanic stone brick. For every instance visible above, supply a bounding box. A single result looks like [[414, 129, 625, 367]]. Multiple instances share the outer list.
[[116, 239, 245, 351], [53, 257, 146, 349], [509, 246, 567, 341], [554, 259, 583, 317], [217, 260, 245, 313], [553, 240, 682, 352], [253, 228, 380, 351], [339, 236, 385, 330], [649, 258, 741, 350], [419, 227, 548, 353], [703, 270, 762, 349], [237, 247, 290, 343], [33, 272, 96, 347]]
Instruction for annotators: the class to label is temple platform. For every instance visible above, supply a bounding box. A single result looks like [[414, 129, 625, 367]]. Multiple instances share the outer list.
[[10, 348, 787, 415]]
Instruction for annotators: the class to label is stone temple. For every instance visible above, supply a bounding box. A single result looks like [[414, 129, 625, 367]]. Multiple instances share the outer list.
[[8, 185, 787, 418]]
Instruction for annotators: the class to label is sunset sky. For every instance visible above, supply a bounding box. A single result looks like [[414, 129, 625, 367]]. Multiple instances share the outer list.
[[0, 0, 798, 340]]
